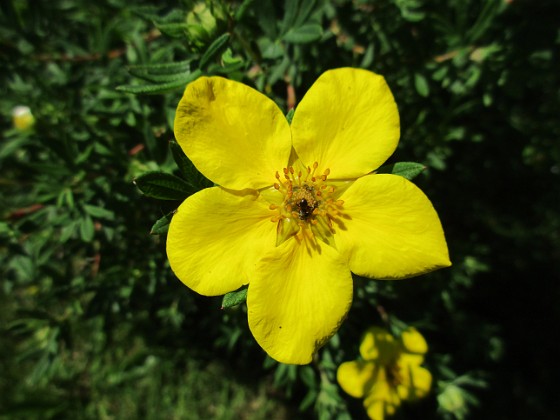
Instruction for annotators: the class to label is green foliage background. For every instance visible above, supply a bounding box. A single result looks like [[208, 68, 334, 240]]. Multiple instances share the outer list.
[[1, 0, 559, 419]]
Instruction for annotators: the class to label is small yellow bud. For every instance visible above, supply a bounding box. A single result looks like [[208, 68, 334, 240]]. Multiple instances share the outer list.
[[12, 106, 35, 131]]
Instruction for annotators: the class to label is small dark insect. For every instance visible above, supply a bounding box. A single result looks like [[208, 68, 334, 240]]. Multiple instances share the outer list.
[[298, 198, 314, 220]]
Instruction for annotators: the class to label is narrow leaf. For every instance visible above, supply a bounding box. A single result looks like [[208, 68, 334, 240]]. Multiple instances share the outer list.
[[128, 60, 192, 75], [134, 172, 193, 200], [280, 0, 299, 35], [83, 204, 115, 221], [116, 71, 201, 95], [150, 212, 174, 235], [199, 33, 230, 69], [168, 141, 212, 189], [221, 287, 248, 309], [282, 23, 323, 44], [169, 141, 192, 180], [128, 70, 192, 84], [293, 0, 316, 28], [208, 60, 246, 75], [376, 162, 426, 180], [285, 108, 295, 124], [154, 22, 189, 39], [79, 215, 95, 242], [234, 0, 254, 20]]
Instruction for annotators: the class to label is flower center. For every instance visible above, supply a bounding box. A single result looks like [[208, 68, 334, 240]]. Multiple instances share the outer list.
[[268, 162, 345, 247], [385, 362, 403, 387]]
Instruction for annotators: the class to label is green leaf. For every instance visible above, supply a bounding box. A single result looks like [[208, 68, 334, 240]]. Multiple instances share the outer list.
[[282, 23, 323, 44], [376, 162, 426, 180], [154, 22, 189, 39], [116, 70, 201, 95], [293, 0, 317, 28], [414, 73, 430, 97], [299, 366, 317, 388], [128, 60, 193, 83], [234, 0, 254, 20], [169, 141, 192, 180], [169, 141, 212, 189], [150, 212, 174, 235], [199, 33, 230, 69], [128, 60, 192, 76], [134, 172, 193, 200], [221, 287, 248, 309], [8, 255, 35, 282], [299, 390, 318, 411], [83, 204, 115, 221], [285, 108, 295, 124], [0, 136, 30, 159], [208, 60, 246, 76], [128, 70, 191, 84], [280, 0, 299, 35], [79, 215, 95, 242]]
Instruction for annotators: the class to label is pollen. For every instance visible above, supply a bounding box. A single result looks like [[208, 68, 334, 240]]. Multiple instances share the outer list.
[[268, 162, 346, 247]]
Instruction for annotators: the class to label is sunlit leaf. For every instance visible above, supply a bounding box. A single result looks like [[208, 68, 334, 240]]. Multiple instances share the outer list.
[[221, 287, 248, 309], [376, 162, 426, 180]]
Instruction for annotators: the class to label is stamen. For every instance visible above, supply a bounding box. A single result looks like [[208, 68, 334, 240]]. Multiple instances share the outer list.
[[269, 161, 345, 247]]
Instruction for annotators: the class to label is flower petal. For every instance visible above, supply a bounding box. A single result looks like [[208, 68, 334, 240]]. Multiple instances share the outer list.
[[247, 238, 353, 364], [291, 68, 399, 179], [400, 327, 428, 355], [359, 327, 398, 363], [363, 399, 385, 420], [337, 360, 379, 398], [397, 364, 432, 401], [335, 174, 451, 279], [398, 352, 425, 368], [174, 76, 292, 190], [166, 187, 277, 296], [364, 383, 401, 419]]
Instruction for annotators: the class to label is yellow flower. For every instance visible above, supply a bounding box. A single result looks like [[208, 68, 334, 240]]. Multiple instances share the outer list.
[[337, 327, 432, 420], [168, 68, 450, 364]]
